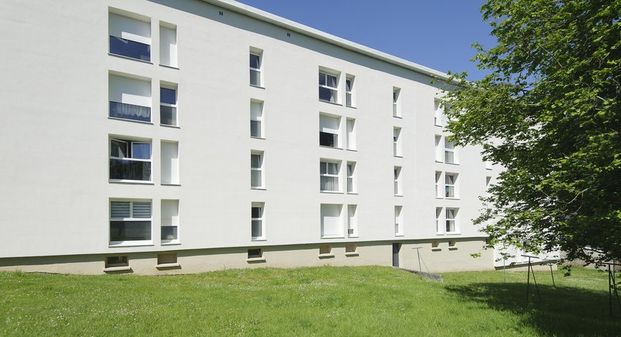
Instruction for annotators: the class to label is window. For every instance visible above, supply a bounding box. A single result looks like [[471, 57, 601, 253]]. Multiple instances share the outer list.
[[319, 245, 332, 255], [445, 140, 457, 164], [486, 176, 492, 187], [319, 70, 339, 103], [248, 248, 263, 259], [345, 75, 355, 107], [395, 206, 403, 236], [435, 207, 443, 233], [251, 152, 264, 189], [250, 100, 264, 138], [250, 49, 263, 86], [320, 161, 340, 192], [347, 205, 358, 237], [159, 24, 177, 67], [251, 202, 265, 240], [445, 173, 457, 198], [109, 138, 152, 181], [346, 162, 356, 193], [320, 204, 343, 238], [105, 256, 129, 268], [434, 99, 443, 126], [157, 253, 177, 265], [393, 87, 401, 117], [394, 166, 402, 196], [161, 200, 179, 243], [435, 171, 443, 198], [393, 127, 402, 157], [109, 74, 151, 122], [160, 85, 178, 126], [345, 244, 357, 254], [446, 208, 458, 233], [319, 114, 340, 148], [109, 12, 151, 61], [161, 141, 179, 184], [346, 118, 356, 150], [435, 135, 443, 162], [110, 200, 152, 245]]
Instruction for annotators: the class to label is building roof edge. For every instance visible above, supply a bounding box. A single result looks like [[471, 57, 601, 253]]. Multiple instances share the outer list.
[[202, 0, 454, 82]]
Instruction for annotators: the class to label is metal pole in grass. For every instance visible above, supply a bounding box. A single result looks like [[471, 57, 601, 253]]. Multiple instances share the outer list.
[[609, 264, 613, 317], [523, 254, 542, 304], [549, 264, 556, 288]]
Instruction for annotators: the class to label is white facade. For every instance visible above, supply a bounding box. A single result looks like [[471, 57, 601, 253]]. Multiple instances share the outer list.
[[0, 0, 495, 274]]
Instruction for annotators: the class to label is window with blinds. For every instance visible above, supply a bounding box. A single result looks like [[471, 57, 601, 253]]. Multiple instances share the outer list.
[[109, 200, 152, 244], [109, 12, 151, 61], [319, 114, 340, 148]]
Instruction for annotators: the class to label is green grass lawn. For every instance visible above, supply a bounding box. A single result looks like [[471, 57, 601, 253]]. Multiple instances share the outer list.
[[0, 266, 619, 337]]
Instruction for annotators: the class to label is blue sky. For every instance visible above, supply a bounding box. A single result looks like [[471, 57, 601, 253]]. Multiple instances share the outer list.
[[236, 1, 495, 80]]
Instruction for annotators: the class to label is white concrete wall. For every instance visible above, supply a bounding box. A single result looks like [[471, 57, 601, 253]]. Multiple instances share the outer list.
[[0, 0, 492, 272]]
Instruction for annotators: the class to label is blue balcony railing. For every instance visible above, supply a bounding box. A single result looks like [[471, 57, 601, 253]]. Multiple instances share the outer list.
[[109, 158, 151, 181], [109, 101, 151, 122], [109, 36, 150, 61]]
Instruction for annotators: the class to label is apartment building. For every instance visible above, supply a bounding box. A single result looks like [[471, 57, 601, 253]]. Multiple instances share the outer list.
[[0, 0, 498, 274]]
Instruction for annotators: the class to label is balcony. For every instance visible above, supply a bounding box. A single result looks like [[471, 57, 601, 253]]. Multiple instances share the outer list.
[[109, 36, 150, 61], [109, 101, 151, 122], [110, 158, 151, 181]]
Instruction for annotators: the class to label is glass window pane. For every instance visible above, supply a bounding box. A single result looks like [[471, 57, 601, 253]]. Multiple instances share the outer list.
[[109, 159, 151, 181], [160, 87, 176, 105], [251, 170, 262, 187], [252, 206, 262, 218], [160, 105, 177, 126], [250, 54, 260, 69], [110, 201, 130, 218], [109, 36, 151, 61], [327, 74, 337, 88], [251, 154, 261, 168], [132, 143, 151, 160], [111, 140, 128, 158], [110, 220, 151, 241], [132, 202, 152, 218], [251, 220, 262, 238], [250, 70, 261, 86], [319, 72, 326, 85], [161, 226, 178, 240]]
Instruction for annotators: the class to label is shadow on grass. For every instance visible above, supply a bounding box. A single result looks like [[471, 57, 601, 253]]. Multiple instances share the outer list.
[[444, 282, 620, 337]]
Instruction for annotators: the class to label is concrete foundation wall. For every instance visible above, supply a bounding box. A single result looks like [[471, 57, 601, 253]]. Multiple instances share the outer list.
[[0, 238, 489, 275]]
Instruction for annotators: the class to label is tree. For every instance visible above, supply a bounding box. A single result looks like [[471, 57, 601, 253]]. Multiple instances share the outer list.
[[443, 0, 621, 266]]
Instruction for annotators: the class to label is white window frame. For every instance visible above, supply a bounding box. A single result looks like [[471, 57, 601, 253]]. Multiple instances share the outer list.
[[435, 207, 443, 234], [395, 206, 404, 236], [434, 99, 443, 127], [445, 208, 459, 234], [435, 135, 443, 162], [394, 166, 402, 196], [250, 48, 263, 87], [320, 203, 344, 239], [345, 75, 355, 107], [250, 100, 264, 139], [109, 199, 153, 246], [320, 160, 341, 193], [161, 199, 180, 244], [319, 113, 341, 149], [393, 87, 401, 117], [109, 138, 152, 183], [393, 127, 402, 157], [160, 83, 178, 127], [159, 23, 178, 67], [347, 162, 357, 194], [445, 173, 458, 198], [251, 202, 266, 241], [445, 139, 458, 164], [435, 171, 443, 198], [346, 118, 356, 150], [251, 151, 265, 189], [319, 69, 340, 104]]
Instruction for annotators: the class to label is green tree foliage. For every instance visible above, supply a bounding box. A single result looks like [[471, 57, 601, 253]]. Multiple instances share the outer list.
[[443, 0, 621, 265]]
